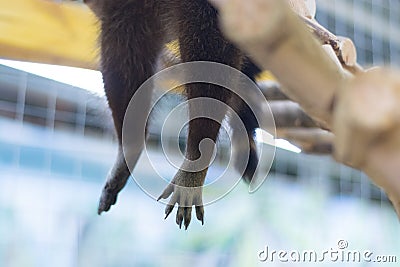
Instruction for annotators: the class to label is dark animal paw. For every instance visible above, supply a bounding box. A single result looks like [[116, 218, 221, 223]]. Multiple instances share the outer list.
[[98, 185, 118, 215], [97, 155, 131, 215]]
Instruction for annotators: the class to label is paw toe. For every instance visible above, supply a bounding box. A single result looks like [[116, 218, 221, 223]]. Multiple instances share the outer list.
[[184, 207, 192, 230], [176, 207, 185, 229], [157, 184, 174, 201], [195, 205, 204, 225], [97, 189, 117, 215], [164, 204, 174, 219]]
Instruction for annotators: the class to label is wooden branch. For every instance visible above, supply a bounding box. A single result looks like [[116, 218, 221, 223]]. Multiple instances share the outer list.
[[212, 0, 349, 128], [210, 0, 400, 219], [334, 69, 400, 176], [300, 17, 359, 70], [258, 81, 288, 100], [277, 128, 334, 154], [270, 101, 317, 128], [286, 0, 315, 19], [333, 68, 400, 219]]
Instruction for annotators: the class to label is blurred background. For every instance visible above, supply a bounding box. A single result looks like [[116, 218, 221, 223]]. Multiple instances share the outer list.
[[0, 0, 399, 266]]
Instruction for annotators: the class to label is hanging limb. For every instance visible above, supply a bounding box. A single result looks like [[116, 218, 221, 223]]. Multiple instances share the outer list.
[[210, 0, 400, 219]]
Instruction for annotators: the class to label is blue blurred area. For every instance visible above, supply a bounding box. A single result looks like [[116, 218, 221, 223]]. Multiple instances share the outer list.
[[0, 117, 399, 267]]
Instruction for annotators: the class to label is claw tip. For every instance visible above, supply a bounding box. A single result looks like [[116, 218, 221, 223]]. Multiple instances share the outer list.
[[97, 205, 104, 215]]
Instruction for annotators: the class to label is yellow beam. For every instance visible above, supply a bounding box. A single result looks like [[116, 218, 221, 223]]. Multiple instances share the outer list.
[[0, 0, 99, 69], [0, 0, 276, 81]]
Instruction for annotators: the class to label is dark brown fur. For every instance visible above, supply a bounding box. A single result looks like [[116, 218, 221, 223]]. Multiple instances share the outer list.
[[85, 0, 261, 229]]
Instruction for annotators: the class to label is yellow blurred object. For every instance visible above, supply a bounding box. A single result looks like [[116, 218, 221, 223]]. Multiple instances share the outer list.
[[0, 0, 276, 81], [256, 71, 276, 82], [166, 40, 180, 59], [164, 40, 276, 82], [0, 0, 100, 69]]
